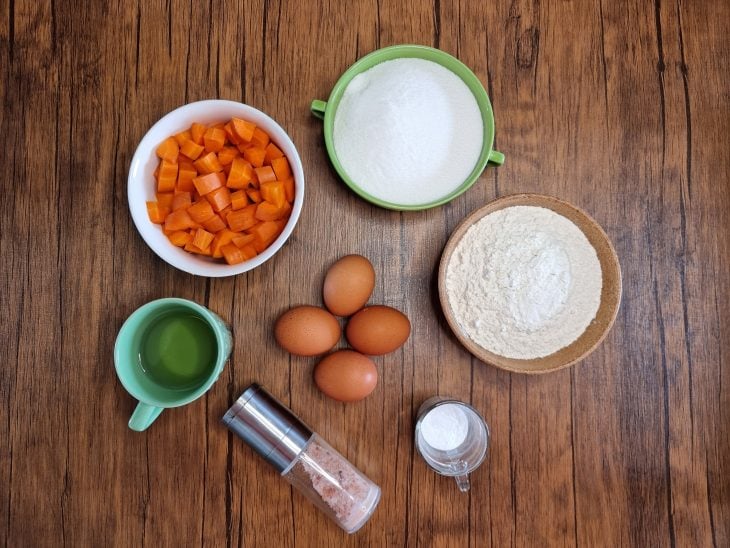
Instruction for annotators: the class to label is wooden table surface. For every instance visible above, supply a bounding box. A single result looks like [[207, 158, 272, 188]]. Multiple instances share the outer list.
[[2, 0, 728, 546]]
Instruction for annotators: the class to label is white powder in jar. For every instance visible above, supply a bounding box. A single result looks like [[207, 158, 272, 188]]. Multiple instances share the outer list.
[[419, 403, 469, 452], [333, 58, 484, 205], [445, 206, 602, 359]]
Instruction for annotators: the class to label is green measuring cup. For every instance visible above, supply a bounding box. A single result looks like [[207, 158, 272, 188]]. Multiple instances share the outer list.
[[114, 298, 232, 431], [311, 44, 504, 211]]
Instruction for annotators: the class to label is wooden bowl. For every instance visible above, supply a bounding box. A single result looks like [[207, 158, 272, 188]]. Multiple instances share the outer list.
[[438, 194, 622, 374]]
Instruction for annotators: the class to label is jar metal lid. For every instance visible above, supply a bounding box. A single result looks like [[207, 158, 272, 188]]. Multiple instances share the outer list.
[[222, 383, 313, 473]]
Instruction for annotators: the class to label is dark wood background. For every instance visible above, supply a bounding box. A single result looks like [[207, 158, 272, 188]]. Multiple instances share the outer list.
[[2, 0, 728, 546]]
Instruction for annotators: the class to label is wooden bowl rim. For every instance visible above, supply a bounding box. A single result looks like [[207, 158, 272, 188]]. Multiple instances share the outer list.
[[438, 193, 622, 374]]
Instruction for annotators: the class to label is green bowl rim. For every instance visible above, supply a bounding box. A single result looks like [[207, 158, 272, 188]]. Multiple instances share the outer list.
[[321, 44, 497, 211]]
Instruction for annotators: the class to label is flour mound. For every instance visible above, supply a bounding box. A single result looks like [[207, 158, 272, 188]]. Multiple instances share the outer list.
[[445, 206, 602, 359]]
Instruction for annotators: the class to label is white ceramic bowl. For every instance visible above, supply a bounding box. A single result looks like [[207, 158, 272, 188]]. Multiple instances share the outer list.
[[128, 100, 304, 277]]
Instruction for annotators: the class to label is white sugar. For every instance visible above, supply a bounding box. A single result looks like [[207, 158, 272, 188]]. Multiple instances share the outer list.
[[333, 58, 483, 205]]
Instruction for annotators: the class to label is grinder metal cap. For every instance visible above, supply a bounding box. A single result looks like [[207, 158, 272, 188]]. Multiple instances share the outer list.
[[222, 383, 313, 473]]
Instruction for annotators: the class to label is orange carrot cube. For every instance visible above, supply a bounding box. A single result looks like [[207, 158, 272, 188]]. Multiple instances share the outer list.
[[156, 137, 179, 163], [192, 172, 225, 195], [206, 186, 232, 212], [243, 146, 266, 168], [204, 127, 226, 153], [146, 201, 169, 224], [264, 142, 284, 164]]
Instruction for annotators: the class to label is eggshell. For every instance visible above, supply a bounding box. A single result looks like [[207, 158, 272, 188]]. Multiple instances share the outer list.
[[314, 350, 378, 402], [345, 305, 411, 355], [323, 254, 376, 316], [274, 305, 341, 356]]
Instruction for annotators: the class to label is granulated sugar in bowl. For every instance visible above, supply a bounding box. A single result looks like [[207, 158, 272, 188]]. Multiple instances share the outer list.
[[311, 45, 504, 210], [333, 58, 482, 205]]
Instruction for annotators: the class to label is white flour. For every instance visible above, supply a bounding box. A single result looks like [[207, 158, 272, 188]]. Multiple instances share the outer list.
[[420, 404, 469, 451], [333, 58, 483, 205], [445, 206, 602, 359]]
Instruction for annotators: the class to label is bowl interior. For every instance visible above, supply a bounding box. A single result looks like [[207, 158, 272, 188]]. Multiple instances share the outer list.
[[438, 194, 622, 373], [128, 100, 304, 277], [322, 45, 496, 211]]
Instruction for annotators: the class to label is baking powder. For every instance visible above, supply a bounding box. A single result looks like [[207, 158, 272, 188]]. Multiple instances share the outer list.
[[445, 206, 602, 359], [420, 403, 469, 451], [333, 58, 483, 205]]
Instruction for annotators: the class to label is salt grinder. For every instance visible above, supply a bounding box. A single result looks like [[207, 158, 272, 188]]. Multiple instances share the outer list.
[[222, 383, 381, 533]]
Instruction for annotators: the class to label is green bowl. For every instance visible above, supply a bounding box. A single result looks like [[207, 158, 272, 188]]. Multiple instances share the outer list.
[[311, 44, 504, 211]]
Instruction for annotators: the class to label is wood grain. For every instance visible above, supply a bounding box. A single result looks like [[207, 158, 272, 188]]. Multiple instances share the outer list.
[[1, 0, 728, 546]]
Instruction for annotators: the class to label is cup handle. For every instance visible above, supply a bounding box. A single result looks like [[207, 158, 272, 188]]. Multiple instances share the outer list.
[[310, 99, 327, 120], [488, 150, 505, 166], [455, 473, 470, 492], [128, 402, 164, 432]]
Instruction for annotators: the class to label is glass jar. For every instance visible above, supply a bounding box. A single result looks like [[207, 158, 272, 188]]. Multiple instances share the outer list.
[[222, 383, 381, 533]]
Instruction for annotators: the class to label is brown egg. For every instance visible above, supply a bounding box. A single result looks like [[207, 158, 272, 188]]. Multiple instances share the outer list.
[[314, 350, 378, 402], [323, 254, 376, 317], [274, 306, 341, 356], [345, 305, 411, 355]]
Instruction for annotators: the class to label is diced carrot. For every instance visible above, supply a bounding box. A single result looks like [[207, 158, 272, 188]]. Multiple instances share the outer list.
[[219, 205, 232, 222], [157, 160, 178, 192], [184, 240, 212, 256], [168, 230, 192, 247], [221, 243, 246, 265], [248, 220, 280, 247], [230, 190, 248, 210], [231, 232, 255, 248], [206, 186, 232, 212], [274, 218, 288, 232], [226, 157, 255, 189], [254, 166, 276, 184], [271, 157, 291, 181], [187, 200, 216, 223], [279, 200, 292, 219], [246, 189, 262, 203], [264, 142, 284, 164], [193, 172, 225, 195], [152, 116, 294, 262], [250, 127, 270, 149], [173, 130, 192, 146], [190, 122, 207, 145], [180, 139, 205, 161], [203, 214, 227, 233], [192, 228, 215, 250], [156, 192, 174, 209], [243, 146, 266, 168], [239, 243, 258, 260], [232, 117, 256, 142], [156, 137, 179, 163], [255, 201, 287, 221], [146, 201, 169, 224], [260, 181, 286, 208], [203, 127, 226, 153], [282, 177, 295, 203], [211, 229, 237, 258], [164, 208, 196, 232], [227, 204, 258, 232], [223, 122, 242, 145], [177, 159, 198, 191], [194, 152, 223, 174], [217, 146, 239, 166], [172, 191, 192, 211]]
